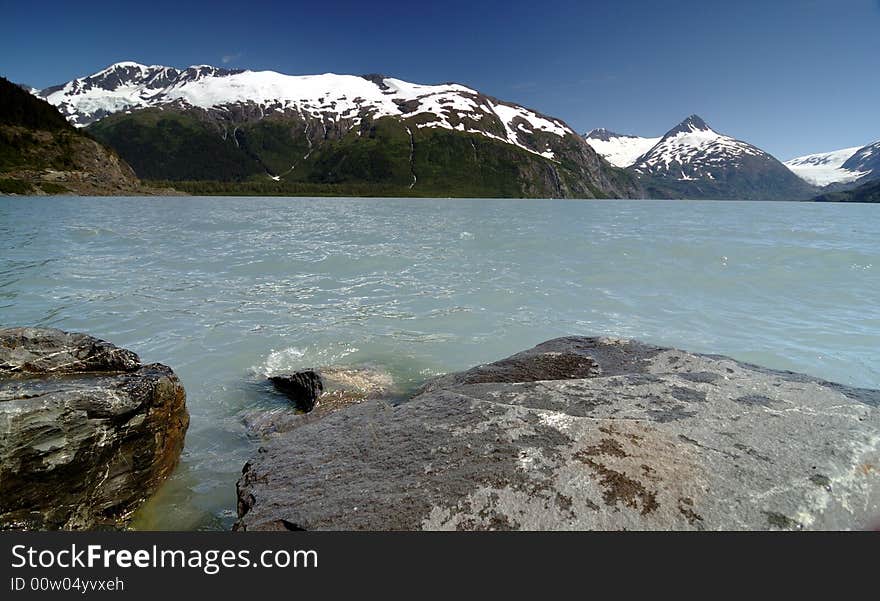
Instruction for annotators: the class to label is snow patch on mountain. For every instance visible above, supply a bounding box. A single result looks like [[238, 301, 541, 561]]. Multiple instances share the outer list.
[[848, 142, 878, 164], [784, 146, 866, 186], [840, 140, 880, 181], [37, 62, 574, 160], [583, 128, 660, 167]]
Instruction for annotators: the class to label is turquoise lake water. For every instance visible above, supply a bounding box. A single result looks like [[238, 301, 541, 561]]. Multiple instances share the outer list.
[[1, 196, 877, 529]]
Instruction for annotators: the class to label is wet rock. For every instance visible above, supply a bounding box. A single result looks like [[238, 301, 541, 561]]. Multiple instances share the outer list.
[[269, 370, 323, 412], [236, 336, 880, 531], [320, 366, 394, 400], [0, 327, 140, 374], [0, 327, 189, 530], [242, 407, 308, 437], [247, 366, 396, 436], [418, 343, 602, 393]]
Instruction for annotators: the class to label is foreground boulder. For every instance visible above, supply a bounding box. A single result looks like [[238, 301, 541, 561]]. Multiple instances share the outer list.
[[0, 327, 189, 530], [236, 337, 880, 531]]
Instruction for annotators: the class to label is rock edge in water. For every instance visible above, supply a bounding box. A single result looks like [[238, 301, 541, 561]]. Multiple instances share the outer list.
[[245, 366, 397, 437], [0, 327, 189, 530], [269, 370, 324, 412], [236, 336, 880, 531]]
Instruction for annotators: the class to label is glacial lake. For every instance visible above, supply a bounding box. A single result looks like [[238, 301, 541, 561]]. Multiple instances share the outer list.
[[1, 196, 878, 530]]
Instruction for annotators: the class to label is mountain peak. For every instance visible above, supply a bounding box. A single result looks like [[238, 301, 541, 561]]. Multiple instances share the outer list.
[[585, 128, 629, 141], [92, 62, 163, 78], [103, 61, 150, 71], [666, 114, 711, 136]]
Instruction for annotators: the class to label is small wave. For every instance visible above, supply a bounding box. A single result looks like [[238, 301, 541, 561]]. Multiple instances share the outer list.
[[251, 344, 360, 377], [252, 346, 305, 377], [66, 225, 117, 238], [418, 367, 447, 378]]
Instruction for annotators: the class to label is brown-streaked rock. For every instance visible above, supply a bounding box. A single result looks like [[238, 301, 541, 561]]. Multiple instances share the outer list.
[[0, 327, 189, 530]]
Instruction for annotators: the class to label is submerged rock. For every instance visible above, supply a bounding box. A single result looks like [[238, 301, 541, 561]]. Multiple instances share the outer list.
[[236, 337, 880, 531], [0, 327, 189, 530], [320, 366, 395, 400]]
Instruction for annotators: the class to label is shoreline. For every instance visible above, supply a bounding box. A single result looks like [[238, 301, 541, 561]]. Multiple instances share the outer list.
[[1, 192, 871, 202]]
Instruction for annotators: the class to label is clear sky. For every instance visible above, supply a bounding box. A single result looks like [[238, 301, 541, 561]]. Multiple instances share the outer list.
[[2, 0, 878, 159]]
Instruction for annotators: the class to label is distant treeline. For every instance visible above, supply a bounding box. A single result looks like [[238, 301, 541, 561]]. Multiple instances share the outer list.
[[149, 178, 513, 198], [813, 178, 880, 203]]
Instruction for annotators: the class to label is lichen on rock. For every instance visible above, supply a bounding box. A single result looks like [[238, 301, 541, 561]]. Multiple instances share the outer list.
[[236, 336, 880, 531]]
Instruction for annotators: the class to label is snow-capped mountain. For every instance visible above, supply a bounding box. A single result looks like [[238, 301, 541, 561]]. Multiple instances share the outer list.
[[38, 61, 573, 160], [629, 115, 815, 200], [632, 115, 765, 179], [784, 146, 869, 186], [583, 128, 660, 168], [39, 62, 243, 125], [32, 62, 639, 198]]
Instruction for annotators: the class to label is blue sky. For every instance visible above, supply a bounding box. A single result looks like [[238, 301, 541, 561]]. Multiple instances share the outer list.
[[2, 0, 878, 159]]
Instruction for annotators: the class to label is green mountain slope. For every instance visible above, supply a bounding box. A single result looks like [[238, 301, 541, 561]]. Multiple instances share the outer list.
[[86, 105, 640, 198], [0, 77, 159, 195], [637, 152, 817, 201], [813, 178, 880, 203]]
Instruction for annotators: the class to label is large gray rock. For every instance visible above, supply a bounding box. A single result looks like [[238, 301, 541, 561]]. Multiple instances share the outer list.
[[0, 327, 189, 530], [236, 337, 880, 531]]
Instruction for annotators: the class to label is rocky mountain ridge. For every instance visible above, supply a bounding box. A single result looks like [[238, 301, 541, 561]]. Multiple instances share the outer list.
[[32, 62, 639, 198]]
